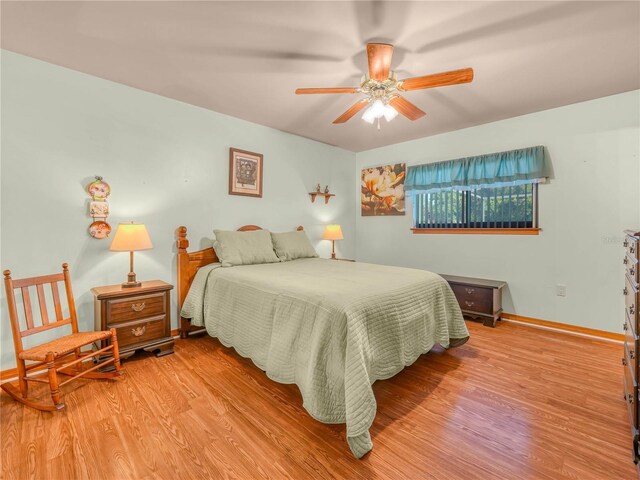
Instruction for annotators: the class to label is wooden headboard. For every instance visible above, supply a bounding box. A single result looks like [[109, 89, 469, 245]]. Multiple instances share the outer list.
[[176, 224, 303, 338]]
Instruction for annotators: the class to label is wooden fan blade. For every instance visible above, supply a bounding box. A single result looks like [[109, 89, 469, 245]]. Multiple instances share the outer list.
[[333, 99, 369, 124], [389, 96, 426, 121], [398, 68, 474, 91], [295, 87, 359, 95], [367, 43, 394, 81]]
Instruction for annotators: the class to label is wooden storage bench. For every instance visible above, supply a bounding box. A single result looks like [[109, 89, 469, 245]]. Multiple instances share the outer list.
[[440, 274, 506, 327]]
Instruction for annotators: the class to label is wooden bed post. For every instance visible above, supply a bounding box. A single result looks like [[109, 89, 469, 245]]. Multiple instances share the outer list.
[[176, 226, 191, 339], [176, 226, 217, 339]]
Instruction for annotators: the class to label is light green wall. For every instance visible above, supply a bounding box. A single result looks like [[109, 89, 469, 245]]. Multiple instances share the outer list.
[[355, 90, 640, 333], [0, 51, 356, 370]]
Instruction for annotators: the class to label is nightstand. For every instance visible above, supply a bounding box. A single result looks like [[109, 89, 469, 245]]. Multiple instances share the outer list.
[[91, 280, 174, 360]]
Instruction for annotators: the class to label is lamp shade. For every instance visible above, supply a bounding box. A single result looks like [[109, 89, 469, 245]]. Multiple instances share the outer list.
[[322, 224, 344, 241], [110, 223, 153, 252]]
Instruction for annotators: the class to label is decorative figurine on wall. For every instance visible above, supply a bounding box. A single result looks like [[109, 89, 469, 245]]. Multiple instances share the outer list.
[[87, 176, 112, 239], [324, 185, 330, 194], [316, 183, 322, 193]]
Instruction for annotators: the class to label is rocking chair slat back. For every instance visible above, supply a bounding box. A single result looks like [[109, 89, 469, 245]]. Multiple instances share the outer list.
[[20, 287, 34, 331], [12, 272, 64, 289], [36, 284, 49, 326], [51, 282, 64, 322], [5, 265, 78, 345]]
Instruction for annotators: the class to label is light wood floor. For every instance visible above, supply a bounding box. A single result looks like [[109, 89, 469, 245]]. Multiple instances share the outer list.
[[1, 321, 636, 480]]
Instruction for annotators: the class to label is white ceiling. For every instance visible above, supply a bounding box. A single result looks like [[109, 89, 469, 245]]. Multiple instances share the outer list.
[[2, 1, 639, 152]]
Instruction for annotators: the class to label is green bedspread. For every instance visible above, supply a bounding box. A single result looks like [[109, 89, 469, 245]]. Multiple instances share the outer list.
[[181, 258, 469, 458]]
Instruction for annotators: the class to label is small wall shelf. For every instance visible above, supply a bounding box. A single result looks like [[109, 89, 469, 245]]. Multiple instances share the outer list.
[[309, 192, 335, 205]]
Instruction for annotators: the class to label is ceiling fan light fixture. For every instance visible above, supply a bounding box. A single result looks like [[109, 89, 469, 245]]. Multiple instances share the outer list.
[[383, 104, 398, 122], [362, 108, 376, 124], [369, 99, 386, 117], [362, 99, 394, 124]]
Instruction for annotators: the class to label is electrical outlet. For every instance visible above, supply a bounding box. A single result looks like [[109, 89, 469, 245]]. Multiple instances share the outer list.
[[556, 284, 567, 297]]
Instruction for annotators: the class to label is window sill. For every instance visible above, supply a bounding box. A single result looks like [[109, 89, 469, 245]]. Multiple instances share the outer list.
[[411, 228, 541, 235]]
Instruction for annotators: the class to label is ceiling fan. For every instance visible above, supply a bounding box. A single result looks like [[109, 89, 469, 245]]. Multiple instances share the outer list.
[[295, 43, 474, 127]]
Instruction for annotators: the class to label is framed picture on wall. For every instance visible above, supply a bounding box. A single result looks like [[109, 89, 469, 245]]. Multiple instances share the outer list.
[[229, 148, 263, 198], [361, 163, 406, 216]]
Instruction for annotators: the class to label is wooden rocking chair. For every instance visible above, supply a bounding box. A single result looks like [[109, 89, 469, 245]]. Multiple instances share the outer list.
[[1, 263, 123, 411]]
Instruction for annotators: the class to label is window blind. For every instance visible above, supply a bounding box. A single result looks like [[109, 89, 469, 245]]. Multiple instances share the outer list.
[[413, 182, 538, 229]]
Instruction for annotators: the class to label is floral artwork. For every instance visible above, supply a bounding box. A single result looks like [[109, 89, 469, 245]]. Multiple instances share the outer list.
[[361, 163, 406, 216]]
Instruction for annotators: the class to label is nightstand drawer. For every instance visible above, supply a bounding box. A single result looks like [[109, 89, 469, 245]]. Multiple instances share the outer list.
[[626, 253, 639, 289], [625, 276, 638, 320], [106, 292, 166, 323], [624, 342, 638, 427], [626, 309, 638, 347], [626, 235, 638, 261], [114, 316, 167, 349], [451, 284, 493, 315]]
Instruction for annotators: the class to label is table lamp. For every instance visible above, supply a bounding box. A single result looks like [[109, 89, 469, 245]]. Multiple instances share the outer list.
[[322, 224, 343, 260], [110, 222, 153, 288]]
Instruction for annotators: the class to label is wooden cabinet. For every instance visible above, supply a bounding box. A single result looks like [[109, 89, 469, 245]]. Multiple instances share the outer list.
[[623, 230, 640, 467], [92, 280, 174, 360], [440, 274, 506, 327]]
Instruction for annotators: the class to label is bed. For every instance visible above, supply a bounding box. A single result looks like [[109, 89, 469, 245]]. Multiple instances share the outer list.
[[176, 225, 469, 458]]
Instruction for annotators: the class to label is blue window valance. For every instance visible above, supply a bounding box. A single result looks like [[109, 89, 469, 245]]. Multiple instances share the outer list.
[[405, 146, 548, 192]]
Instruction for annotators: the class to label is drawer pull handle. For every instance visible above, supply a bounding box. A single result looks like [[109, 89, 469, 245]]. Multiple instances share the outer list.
[[631, 267, 636, 277], [465, 288, 475, 294], [131, 325, 146, 337], [623, 357, 628, 366], [624, 323, 629, 331], [624, 288, 629, 296], [630, 305, 636, 315], [624, 239, 629, 248], [464, 300, 475, 307], [624, 257, 629, 265], [629, 393, 634, 405], [632, 246, 636, 254], [631, 350, 636, 360], [131, 302, 146, 312]]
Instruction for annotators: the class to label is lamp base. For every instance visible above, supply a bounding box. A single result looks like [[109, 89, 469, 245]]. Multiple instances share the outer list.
[[121, 272, 141, 288]]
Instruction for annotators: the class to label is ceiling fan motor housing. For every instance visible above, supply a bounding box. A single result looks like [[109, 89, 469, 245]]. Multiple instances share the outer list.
[[360, 71, 399, 104]]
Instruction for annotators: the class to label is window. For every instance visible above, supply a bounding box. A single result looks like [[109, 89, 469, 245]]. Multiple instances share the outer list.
[[413, 181, 539, 231], [405, 146, 547, 234]]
